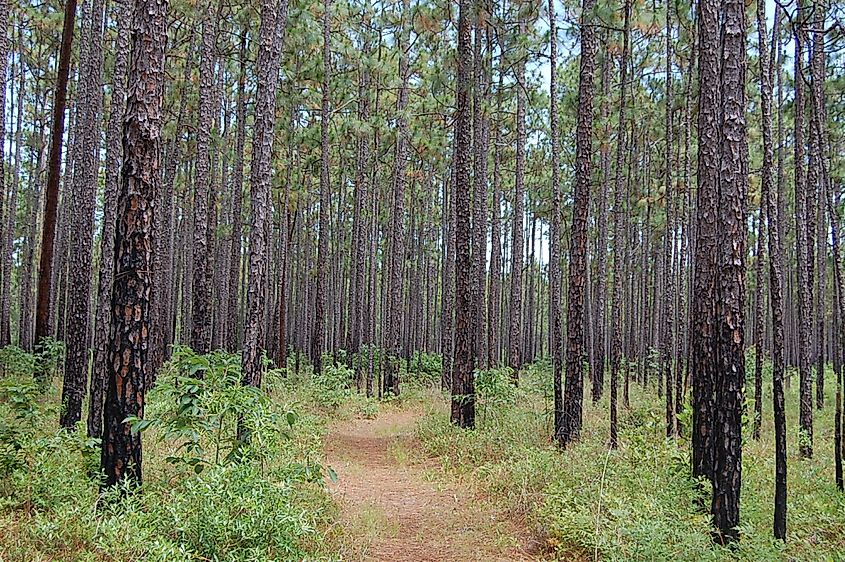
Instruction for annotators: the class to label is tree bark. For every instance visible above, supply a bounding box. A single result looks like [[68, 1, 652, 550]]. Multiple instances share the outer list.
[[609, 0, 630, 449], [239, 0, 288, 403], [471, 0, 489, 370], [549, 0, 562, 439], [692, 0, 720, 483], [35, 0, 78, 357], [189, 11, 220, 354], [559, 0, 596, 447], [759, 1, 787, 538], [710, 0, 748, 542], [100, 0, 168, 487], [794, 0, 813, 459], [384, 0, 411, 396], [451, 0, 474, 428], [88, 0, 131, 438], [662, 0, 676, 437], [311, 0, 331, 375], [0, 0, 11, 346], [61, 0, 105, 429], [508, 5, 526, 378], [227, 31, 248, 352]]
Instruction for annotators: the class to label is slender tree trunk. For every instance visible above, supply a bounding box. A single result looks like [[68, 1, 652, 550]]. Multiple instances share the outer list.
[[810, 0, 826, 411], [548, 0, 563, 439], [752, 210, 766, 441], [559, 0, 597, 447], [0, 0, 11, 346], [451, 0, 474, 428], [61, 0, 105, 429], [508, 7, 526, 378], [311, 0, 331, 375], [794, 1, 813, 459], [349, 29, 371, 382], [383, 0, 410, 396], [591, 35, 609, 406], [692, 0, 720, 484], [21, 139, 48, 352], [227, 31, 248, 352], [100, 0, 168, 487], [759, 2, 787, 537], [189, 11, 220, 354], [35, 0, 78, 358], [609, 0, 630, 449], [88, 0, 131, 438], [471, 0, 489, 371], [487, 29, 504, 369], [662, 0, 676, 437], [239, 0, 288, 405]]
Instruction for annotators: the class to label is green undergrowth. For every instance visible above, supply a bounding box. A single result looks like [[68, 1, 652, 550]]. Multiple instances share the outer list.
[[416, 358, 845, 561], [0, 345, 343, 562]]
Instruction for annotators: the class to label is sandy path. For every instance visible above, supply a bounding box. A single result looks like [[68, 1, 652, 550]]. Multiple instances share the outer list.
[[324, 407, 542, 561]]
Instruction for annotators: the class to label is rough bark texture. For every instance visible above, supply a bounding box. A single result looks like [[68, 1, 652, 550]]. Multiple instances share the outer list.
[[0, 0, 10, 346], [100, 0, 168, 487], [662, 0, 675, 438], [312, 0, 331, 375], [487, 26, 505, 369], [592, 34, 609, 405], [350, 33, 370, 385], [240, 0, 288, 400], [794, 1, 813, 459], [759, 2, 787, 538], [752, 209, 765, 442], [691, 0, 720, 483], [189, 11, 219, 355], [88, 0, 131, 438], [508, 8, 526, 377], [384, 0, 410, 396], [61, 0, 106, 430], [609, 0, 630, 450], [559, 0, 596, 448], [451, 0, 474, 429], [548, 0, 562, 440], [471, 0, 489, 370], [810, 0, 826, 411], [711, 0, 747, 542], [227, 32, 248, 352]]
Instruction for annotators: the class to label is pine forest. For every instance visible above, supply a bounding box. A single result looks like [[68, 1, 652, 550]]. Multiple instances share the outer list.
[[0, 0, 844, 558]]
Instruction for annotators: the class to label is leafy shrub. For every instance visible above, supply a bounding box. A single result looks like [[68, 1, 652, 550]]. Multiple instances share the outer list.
[[35, 337, 65, 378], [0, 339, 65, 386], [355, 397, 379, 419], [131, 346, 301, 471], [0, 375, 98, 513], [310, 362, 354, 410], [0, 347, 37, 378], [0, 346, 339, 561], [405, 351, 442, 387], [94, 462, 330, 561]]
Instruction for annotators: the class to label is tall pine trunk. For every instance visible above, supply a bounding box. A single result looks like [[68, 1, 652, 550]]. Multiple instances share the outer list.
[[559, 0, 596, 447], [100, 0, 168, 487]]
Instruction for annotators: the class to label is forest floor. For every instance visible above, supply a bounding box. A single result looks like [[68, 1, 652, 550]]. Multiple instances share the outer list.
[[324, 404, 544, 561]]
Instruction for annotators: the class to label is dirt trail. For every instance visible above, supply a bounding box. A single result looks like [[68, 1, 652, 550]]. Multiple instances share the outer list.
[[324, 407, 542, 561]]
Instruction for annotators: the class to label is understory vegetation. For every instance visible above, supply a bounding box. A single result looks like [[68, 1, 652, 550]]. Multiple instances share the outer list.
[[1, 344, 843, 561], [416, 357, 845, 561], [0, 346, 342, 561]]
